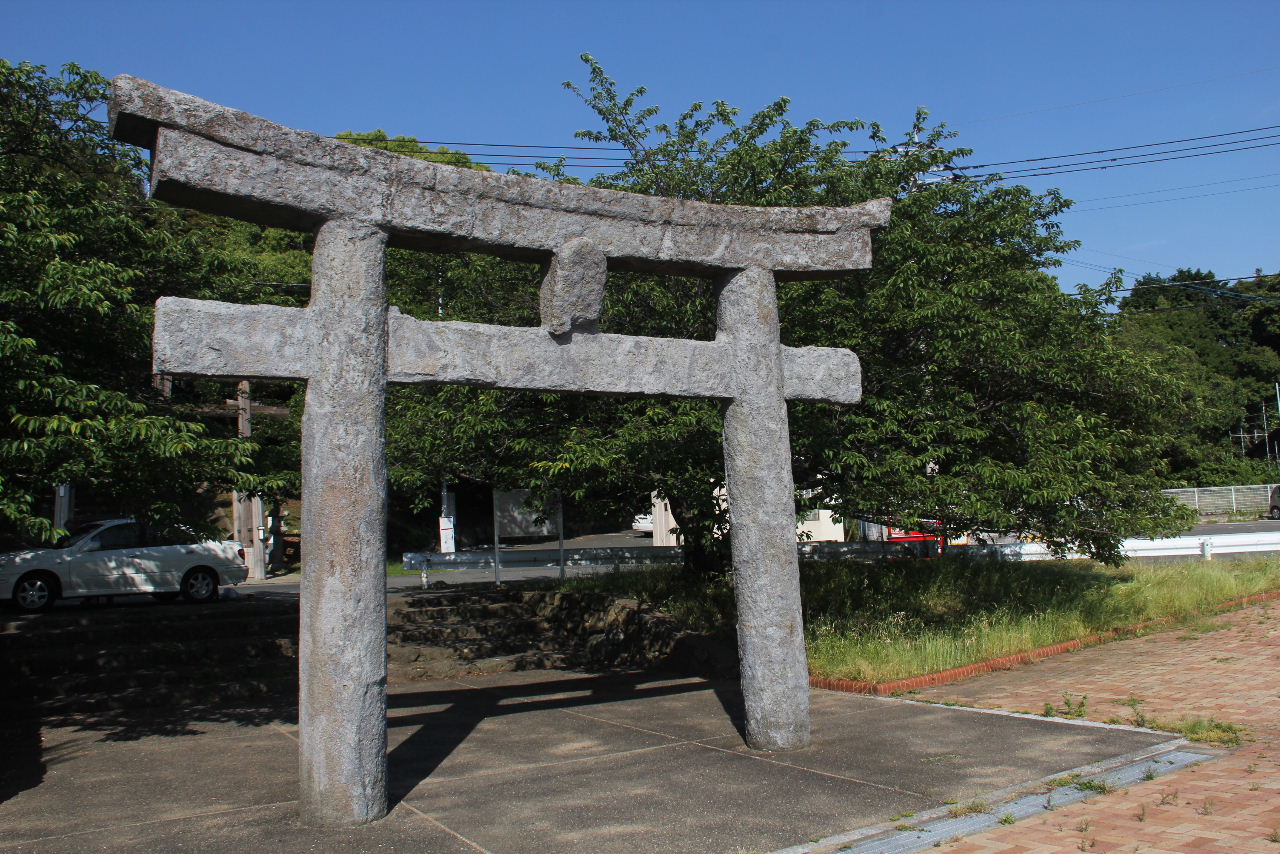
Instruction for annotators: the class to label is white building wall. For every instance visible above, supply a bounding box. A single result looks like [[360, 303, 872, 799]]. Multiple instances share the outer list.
[[649, 494, 845, 545]]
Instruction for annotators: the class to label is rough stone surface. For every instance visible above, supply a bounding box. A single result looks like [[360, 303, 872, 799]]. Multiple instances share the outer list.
[[718, 267, 812, 750], [297, 219, 389, 827], [541, 237, 607, 334], [111, 76, 889, 276], [111, 75, 890, 825], [153, 299, 861, 403]]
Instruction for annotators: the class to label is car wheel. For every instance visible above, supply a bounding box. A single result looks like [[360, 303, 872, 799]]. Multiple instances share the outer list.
[[180, 568, 218, 603], [1271, 506, 1280, 521], [14, 572, 58, 613], [151, 591, 180, 602]]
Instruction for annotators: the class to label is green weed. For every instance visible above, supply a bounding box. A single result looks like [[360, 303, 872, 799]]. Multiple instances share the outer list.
[[947, 800, 990, 818], [1047, 774, 1084, 789], [1117, 695, 1150, 728], [553, 554, 1280, 683], [1173, 717, 1244, 746]]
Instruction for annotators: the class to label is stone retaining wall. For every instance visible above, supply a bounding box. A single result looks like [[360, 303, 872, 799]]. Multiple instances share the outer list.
[[515, 589, 738, 677]]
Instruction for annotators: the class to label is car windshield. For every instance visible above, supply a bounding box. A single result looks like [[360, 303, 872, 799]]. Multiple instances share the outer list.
[[55, 522, 104, 550]]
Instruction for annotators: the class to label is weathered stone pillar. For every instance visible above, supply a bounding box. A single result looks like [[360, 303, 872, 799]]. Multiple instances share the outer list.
[[299, 218, 390, 825], [718, 266, 811, 751]]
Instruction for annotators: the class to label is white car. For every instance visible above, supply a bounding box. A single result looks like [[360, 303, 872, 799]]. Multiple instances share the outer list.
[[631, 514, 654, 533], [0, 519, 248, 612]]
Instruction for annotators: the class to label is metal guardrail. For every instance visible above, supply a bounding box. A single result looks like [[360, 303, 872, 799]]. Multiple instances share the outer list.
[[405, 539, 952, 578], [984, 531, 1280, 561], [1163, 484, 1279, 516], [406, 530, 1280, 576], [403, 546, 682, 576]]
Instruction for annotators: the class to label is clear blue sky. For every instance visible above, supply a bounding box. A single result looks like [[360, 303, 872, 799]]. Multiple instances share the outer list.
[[6, 0, 1279, 291]]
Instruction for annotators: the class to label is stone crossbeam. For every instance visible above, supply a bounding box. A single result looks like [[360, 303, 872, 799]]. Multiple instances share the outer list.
[[111, 75, 890, 830], [112, 75, 889, 276], [153, 298, 862, 403]]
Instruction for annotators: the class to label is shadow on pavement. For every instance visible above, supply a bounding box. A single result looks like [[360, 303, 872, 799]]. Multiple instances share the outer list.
[[386, 670, 744, 805], [0, 716, 44, 805]]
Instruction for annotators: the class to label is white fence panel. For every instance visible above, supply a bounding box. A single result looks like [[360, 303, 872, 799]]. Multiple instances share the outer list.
[[1163, 484, 1278, 516], [982, 531, 1280, 561]]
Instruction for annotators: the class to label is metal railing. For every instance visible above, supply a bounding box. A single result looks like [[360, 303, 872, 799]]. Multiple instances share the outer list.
[[1162, 484, 1279, 516], [407, 529, 1280, 579], [992, 530, 1280, 561]]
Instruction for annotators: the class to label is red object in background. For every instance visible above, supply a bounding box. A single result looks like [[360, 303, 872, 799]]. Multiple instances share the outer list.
[[885, 526, 939, 542]]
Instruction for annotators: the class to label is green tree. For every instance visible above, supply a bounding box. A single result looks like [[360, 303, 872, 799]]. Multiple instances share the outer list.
[[471, 54, 1193, 565], [0, 60, 282, 545], [334, 130, 493, 171], [1115, 268, 1280, 486]]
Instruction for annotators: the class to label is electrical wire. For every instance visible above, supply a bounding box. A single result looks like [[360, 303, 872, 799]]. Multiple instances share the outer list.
[[1069, 182, 1280, 212], [1060, 259, 1280, 304], [334, 119, 1280, 171], [1074, 171, 1280, 203], [967, 139, 1280, 181], [952, 124, 1280, 172], [328, 138, 632, 152], [326, 121, 1280, 181]]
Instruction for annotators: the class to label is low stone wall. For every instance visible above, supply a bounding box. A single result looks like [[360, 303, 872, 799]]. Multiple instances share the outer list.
[[516, 590, 739, 677]]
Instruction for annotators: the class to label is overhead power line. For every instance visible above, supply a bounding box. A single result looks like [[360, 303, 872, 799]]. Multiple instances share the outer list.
[[332, 139, 633, 152], [953, 124, 1280, 172], [1060, 259, 1280, 304], [968, 139, 1280, 181], [1074, 171, 1280, 203], [328, 120, 1280, 184], [1069, 181, 1280, 212]]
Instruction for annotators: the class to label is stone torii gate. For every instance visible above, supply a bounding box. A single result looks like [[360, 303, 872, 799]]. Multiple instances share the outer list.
[[109, 76, 890, 827]]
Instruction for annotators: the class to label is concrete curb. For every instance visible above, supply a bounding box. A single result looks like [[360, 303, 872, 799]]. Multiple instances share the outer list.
[[810, 587, 1280, 696]]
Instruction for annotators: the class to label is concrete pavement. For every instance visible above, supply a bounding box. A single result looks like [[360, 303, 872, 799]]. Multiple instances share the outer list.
[[0, 667, 1181, 854]]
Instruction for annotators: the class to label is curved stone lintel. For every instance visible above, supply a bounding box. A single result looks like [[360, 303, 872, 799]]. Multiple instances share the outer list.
[[111, 75, 890, 275]]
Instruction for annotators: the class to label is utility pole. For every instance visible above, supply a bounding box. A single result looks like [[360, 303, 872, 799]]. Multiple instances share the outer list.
[[491, 488, 502, 585], [557, 491, 566, 580], [1264, 404, 1271, 461], [52, 484, 74, 532], [232, 380, 267, 580], [435, 277, 458, 555]]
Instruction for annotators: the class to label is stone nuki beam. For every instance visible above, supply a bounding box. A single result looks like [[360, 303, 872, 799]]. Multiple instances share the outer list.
[[153, 298, 862, 404], [111, 74, 890, 829]]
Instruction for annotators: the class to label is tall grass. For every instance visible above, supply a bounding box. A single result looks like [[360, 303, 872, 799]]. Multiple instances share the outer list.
[[556, 555, 1280, 683], [805, 555, 1280, 681]]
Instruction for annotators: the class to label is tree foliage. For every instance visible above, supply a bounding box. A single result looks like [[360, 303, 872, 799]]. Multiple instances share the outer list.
[[0, 60, 289, 544], [478, 54, 1194, 564], [3, 57, 1205, 566], [1114, 268, 1280, 486]]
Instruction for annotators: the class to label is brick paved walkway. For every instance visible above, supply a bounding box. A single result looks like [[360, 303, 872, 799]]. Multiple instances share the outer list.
[[909, 599, 1280, 853]]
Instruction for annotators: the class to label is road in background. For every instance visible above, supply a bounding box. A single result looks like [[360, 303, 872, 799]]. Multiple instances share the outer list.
[[1186, 519, 1280, 536]]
